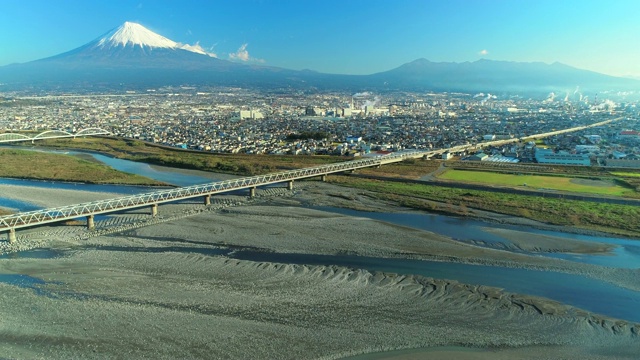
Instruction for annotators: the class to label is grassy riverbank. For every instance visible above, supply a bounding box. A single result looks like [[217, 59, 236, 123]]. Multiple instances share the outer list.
[[329, 176, 640, 236], [438, 169, 635, 197], [30, 137, 346, 175], [0, 148, 165, 186], [13, 137, 640, 235]]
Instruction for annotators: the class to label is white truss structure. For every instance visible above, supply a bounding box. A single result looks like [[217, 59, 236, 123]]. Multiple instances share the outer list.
[[0, 128, 110, 143], [0, 150, 427, 232], [0, 116, 620, 237]]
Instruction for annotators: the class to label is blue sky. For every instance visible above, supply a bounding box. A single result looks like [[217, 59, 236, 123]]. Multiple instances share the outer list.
[[1, 0, 639, 77]]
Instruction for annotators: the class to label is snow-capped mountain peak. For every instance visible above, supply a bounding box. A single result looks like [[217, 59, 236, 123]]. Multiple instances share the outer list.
[[91, 21, 218, 57], [96, 22, 178, 49]]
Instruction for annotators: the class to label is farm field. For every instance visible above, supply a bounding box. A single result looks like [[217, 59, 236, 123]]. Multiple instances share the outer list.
[[437, 169, 633, 197]]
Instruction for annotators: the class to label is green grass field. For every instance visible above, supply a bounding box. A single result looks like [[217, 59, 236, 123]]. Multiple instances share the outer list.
[[330, 176, 640, 236], [437, 169, 633, 196], [31, 137, 346, 176], [0, 149, 166, 185], [611, 172, 640, 178]]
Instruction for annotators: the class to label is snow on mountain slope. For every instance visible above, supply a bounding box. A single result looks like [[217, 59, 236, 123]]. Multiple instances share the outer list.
[[96, 22, 178, 49], [180, 42, 216, 57], [93, 21, 215, 57]]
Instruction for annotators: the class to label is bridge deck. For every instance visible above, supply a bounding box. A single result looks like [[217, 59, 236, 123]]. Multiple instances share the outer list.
[[0, 116, 621, 239], [0, 150, 426, 231], [0, 128, 110, 144]]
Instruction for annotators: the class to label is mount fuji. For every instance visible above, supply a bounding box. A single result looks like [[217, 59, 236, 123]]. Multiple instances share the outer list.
[[38, 21, 239, 70], [0, 22, 299, 89], [0, 22, 638, 93], [86, 21, 216, 57]]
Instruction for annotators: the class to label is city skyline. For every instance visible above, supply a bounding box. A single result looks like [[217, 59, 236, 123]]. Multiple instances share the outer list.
[[1, 0, 639, 79]]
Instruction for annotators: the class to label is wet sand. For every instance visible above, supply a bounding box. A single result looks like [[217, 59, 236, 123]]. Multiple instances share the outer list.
[[0, 184, 127, 208], [1, 247, 638, 359], [481, 227, 614, 254], [344, 345, 640, 360], [0, 181, 638, 359]]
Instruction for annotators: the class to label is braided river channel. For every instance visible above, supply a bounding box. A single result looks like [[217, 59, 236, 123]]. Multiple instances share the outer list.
[[1, 149, 639, 323]]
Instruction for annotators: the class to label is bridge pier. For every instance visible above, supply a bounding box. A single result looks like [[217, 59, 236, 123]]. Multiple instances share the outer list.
[[287, 180, 294, 190], [203, 194, 211, 206], [150, 204, 158, 217], [321, 174, 327, 182], [7, 229, 16, 243], [86, 215, 95, 230], [249, 187, 256, 198]]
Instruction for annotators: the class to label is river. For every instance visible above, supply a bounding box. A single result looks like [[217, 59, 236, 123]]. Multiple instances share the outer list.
[[1, 148, 639, 323]]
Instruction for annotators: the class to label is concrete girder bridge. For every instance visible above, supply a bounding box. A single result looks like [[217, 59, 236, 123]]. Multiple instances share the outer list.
[[0, 150, 430, 243], [0, 128, 110, 144]]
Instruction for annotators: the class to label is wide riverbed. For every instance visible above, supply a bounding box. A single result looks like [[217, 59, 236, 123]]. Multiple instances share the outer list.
[[0, 148, 638, 359], [1, 149, 639, 294]]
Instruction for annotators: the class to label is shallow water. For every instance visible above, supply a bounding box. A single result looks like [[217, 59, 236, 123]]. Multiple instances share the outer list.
[[0, 248, 64, 260], [22, 244, 639, 322], [0, 145, 214, 187], [0, 274, 46, 288], [85, 245, 231, 257], [81, 152, 214, 186], [0, 196, 41, 212], [1, 151, 639, 323], [316, 206, 640, 269], [0, 177, 158, 195], [232, 250, 640, 323]]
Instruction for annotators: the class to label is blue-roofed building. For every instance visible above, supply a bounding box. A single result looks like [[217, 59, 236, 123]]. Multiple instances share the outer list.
[[535, 148, 590, 166]]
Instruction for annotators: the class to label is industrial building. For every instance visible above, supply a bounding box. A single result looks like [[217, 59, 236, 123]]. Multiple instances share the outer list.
[[535, 148, 590, 166]]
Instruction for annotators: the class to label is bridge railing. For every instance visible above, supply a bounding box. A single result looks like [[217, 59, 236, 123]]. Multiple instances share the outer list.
[[1, 116, 623, 234], [0, 133, 32, 143], [0, 153, 411, 230], [0, 128, 110, 144]]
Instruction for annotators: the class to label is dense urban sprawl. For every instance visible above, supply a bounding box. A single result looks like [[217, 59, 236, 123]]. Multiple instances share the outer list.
[[1, 87, 639, 167]]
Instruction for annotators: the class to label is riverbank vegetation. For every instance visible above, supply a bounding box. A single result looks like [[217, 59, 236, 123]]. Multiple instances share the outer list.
[[437, 169, 636, 197], [11, 138, 640, 235], [0, 148, 166, 185], [28, 137, 346, 175], [329, 176, 640, 236], [357, 158, 442, 178], [20, 137, 445, 178]]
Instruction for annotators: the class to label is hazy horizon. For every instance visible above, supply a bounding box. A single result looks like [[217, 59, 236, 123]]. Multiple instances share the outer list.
[[1, 0, 639, 79]]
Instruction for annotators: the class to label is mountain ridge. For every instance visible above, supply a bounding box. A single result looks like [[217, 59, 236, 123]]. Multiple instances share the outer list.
[[369, 57, 638, 93], [0, 22, 638, 94]]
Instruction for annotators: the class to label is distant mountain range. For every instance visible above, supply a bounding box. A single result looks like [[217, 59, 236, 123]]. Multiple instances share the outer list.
[[368, 58, 639, 93], [1, 22, 638, 94]]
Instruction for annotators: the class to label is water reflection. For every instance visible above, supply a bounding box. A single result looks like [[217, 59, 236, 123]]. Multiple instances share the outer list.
[[316, 206, 640, 269]]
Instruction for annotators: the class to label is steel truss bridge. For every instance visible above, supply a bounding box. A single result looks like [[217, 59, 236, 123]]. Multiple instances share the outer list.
[[0, 150, 429, 242], [0, 128, 110, 144], [0, 116, 621, 242]]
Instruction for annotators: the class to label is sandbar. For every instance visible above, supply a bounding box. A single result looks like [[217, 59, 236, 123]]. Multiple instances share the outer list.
[[0, 181, 638, 359]]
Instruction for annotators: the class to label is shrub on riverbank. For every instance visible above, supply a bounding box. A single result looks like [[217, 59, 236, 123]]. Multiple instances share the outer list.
[[330, 176, 640, 236], [0, 149, 165, 185]]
